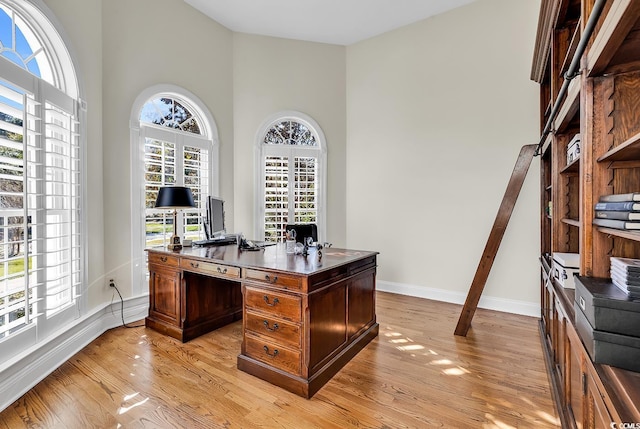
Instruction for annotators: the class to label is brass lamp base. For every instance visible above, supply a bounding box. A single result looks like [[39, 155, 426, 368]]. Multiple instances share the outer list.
[[167, 228, 182, 251]]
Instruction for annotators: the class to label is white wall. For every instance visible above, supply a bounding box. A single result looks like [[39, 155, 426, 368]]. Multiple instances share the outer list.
[[346, 0, 542, 313], [232, 34, 347, 245], [45, 0, 542, 313], [100, 0, 234, 302], [41, 0, 542, 315]]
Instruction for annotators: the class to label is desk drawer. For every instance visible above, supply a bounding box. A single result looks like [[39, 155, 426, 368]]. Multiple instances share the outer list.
[[180, 259, 240, 279], [244, 287, 301, 322], [244, 269, 302, 291], [245, 310, 300, 348], [148, 252, 179, 268], [245, 334, 301, 376]]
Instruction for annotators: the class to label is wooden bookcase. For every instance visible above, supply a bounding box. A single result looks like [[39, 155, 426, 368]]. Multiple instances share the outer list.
[[532, 1, 640, 427]]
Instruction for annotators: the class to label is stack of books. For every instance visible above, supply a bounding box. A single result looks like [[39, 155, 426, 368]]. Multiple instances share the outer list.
[[594, 192, 640, 230], [610, 257, 640, 299]]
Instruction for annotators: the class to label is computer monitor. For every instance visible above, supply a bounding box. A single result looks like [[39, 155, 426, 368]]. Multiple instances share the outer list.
[[206, 196, 226, 238]]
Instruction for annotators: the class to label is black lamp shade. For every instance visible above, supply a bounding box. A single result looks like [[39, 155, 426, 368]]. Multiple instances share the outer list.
[[155, 186, 196, 209]]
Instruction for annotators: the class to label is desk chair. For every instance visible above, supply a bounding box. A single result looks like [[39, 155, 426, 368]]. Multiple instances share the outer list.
[[285, 223, 318, 243]]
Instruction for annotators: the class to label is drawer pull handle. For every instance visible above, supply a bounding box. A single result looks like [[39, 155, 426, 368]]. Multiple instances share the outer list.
[[263, 320, 279, 332], [217, 267, 228, 274], [160, 256, 167, 262], [264, 274, 278, 284], [190, 262, 199, 268], [263, 345, 279, 357], [263, 295, 279, 306]]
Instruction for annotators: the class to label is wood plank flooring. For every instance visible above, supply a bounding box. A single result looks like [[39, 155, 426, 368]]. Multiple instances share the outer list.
[[0, 292, 560, 428]]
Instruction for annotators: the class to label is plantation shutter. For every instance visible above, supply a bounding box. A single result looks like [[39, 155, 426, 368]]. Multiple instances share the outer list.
[[293, 156, 317, 224], [182, 144, 209, 241], [262, 154, 318, 242], [142, 128, 209, 249], [42, 97, 81, 317], [0, 79, 35, 337], [264, 156, 289, 242], [0, 74, 81, 341]]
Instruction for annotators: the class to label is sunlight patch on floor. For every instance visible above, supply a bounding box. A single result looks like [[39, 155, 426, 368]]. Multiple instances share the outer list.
[[383, 326, 471, 376], [396, 344, 425, 352], [442, 366, 470, 376], [536, 410, 560, 425], [118, 392, 149, 415]]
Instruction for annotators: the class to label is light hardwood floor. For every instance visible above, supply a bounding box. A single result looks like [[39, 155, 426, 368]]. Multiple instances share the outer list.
[[0, 292, 560, 428]]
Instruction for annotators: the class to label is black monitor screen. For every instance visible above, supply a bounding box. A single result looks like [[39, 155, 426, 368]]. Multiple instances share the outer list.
[[208, 196, 225, 237]]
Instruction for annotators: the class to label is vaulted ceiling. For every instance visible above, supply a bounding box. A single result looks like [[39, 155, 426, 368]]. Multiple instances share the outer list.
[[184, 0, 477, 45]]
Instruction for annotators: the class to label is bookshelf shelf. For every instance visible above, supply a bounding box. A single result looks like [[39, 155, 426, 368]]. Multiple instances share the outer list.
[[532, 1, 640, 426], [587, 1, 640, 77], [562, 218, 580, 227], [560, 156, 580, 174], [597, 131, 640, 163], [595, 226, 640, 242]]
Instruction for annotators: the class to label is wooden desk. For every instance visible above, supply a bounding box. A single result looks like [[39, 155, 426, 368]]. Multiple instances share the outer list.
[[146, 243, 379, 398]]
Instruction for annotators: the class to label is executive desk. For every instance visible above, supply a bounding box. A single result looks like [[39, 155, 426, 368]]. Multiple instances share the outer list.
[[145, 243, 379, 398]]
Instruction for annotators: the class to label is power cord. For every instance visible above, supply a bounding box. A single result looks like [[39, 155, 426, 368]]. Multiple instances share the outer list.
[[109, 279, 145, 328]]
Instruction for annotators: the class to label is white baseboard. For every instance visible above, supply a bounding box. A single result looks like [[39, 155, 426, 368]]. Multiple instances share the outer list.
[[0, 294, 149, 412], [377, 280, 540, 318]]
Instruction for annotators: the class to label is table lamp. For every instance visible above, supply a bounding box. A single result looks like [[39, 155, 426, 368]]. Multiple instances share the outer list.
[[155, 186, 195, 251]]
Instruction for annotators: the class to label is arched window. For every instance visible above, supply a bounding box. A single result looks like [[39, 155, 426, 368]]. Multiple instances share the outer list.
[[131, 86, 218, 293], [256, 112, 326, 242], [0, 0, 84, 359]]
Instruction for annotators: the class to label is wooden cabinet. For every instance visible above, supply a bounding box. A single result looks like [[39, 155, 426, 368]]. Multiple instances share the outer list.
[[238, 259, 378, 399], [540, 261, 626, 428], [146, 251, 242, 342], [533, 1, 640, 426], [566, 324, 585, 427], [242, 284, 304, 375], [148, 265, 181, 326]]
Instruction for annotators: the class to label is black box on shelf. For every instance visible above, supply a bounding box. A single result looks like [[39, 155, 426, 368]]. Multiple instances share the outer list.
[[574, 276, 640, 372], [574, 276, 640, 337], [575, 305, 640, 372]]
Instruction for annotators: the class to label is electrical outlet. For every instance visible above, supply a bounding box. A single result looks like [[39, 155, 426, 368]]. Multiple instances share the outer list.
[[108, 278, 116, 288]]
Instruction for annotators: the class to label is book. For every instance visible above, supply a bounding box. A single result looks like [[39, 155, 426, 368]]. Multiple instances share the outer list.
[[594, 201, 640, 211], [611, 264, 640, 279], [611, 256, 640, 273], [599, 192, 640, 202], [611, 269, 640, 287], [612, 281, 640, 299], [593, 218, 640, 230], [627, 285, 640, 299], [610, 266, 640, 282], [595, 210, 640, 220], [611, 277, 629, 294]]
